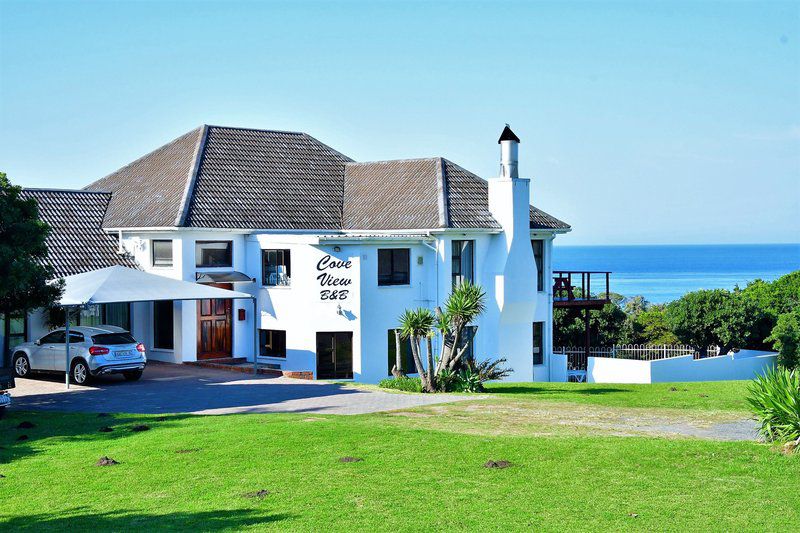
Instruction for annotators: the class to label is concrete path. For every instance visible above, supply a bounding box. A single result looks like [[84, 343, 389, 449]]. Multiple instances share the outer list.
[[9, 363, 468, 415]]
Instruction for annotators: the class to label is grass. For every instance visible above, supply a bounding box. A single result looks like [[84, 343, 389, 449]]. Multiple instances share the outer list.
[[1, 382, 797, 531], [484, 380, 752, 413]]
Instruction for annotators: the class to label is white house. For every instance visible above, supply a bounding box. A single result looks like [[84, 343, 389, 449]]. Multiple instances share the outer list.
[[11, 125, 573, 383]]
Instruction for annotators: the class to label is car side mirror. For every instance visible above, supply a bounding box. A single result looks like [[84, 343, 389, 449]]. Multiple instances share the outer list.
[[34, 340, 41, 346]]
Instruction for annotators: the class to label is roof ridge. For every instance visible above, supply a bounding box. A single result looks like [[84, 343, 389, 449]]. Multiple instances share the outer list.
[[174, 125, 209, 227], [83, 126, 206, 191], [23, 188, 112, 195], [205, 124, 308, 136], [346, 157, 441, 165]]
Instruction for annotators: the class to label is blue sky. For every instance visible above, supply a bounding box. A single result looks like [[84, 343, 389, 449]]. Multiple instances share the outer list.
[[1, 1, 798, 245]]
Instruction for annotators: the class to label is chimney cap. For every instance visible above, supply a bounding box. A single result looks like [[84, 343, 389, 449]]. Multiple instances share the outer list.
[[498, 124, 521, 144]]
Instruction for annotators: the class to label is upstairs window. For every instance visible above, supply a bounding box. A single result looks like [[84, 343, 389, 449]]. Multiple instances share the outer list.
[[531, 240, 544, 291], [152, 240, 173, 267], [196, 241, 232, 267], [378, 249, 410, 286], [262, 249, 291, 287], [452, 240, 474, 288]]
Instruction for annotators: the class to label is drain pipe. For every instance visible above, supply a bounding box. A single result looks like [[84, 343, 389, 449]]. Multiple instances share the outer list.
[[422, 234, 440, 361]]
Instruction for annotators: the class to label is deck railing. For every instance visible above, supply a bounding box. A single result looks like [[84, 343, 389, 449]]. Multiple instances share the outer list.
[[553, 271, 612, 305], [556, 344, 722, 370]]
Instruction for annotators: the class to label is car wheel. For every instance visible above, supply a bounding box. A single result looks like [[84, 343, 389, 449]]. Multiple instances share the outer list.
[[123, 370, 143, 382], [13, 353, 30, 378], [70, 359, 91, 385]]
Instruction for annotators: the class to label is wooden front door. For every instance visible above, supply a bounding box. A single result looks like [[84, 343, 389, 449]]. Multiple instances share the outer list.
[[197, 283, 232, 360], [316, 332, 353, 379]]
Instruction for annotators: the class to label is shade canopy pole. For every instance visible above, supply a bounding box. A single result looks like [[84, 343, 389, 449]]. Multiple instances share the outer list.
[[65, 306, 72, 390], [252, 297, 258, 375]]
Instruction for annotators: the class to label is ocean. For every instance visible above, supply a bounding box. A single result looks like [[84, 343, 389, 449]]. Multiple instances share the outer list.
[[552, 243, 800, 304]]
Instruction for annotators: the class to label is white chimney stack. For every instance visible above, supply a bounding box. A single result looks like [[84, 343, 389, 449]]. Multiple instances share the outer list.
[[499, 124, 520, 178]]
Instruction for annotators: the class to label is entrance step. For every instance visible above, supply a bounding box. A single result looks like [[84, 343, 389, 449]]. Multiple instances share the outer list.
[[184, 359, 313, 380]]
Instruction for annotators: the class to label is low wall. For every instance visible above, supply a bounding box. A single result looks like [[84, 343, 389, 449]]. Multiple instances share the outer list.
[[549, 352, 568, 382], [587, 350, 777, 384]]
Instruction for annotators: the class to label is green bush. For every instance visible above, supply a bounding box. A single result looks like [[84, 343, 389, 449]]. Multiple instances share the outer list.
[[747, 366, 800, 443], [767, 309, 800, 370], [378, 376, 423, 393]]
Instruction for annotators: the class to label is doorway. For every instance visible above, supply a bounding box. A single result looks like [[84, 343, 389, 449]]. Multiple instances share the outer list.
[[197, 283, 233, 359], [316, 332, 353, 379]]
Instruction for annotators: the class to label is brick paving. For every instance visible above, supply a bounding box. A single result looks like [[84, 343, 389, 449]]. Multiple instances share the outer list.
[[9, 362, 470, 415]]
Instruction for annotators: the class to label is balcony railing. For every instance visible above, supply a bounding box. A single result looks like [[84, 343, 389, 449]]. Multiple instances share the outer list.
[[553, 271, 612, 308]]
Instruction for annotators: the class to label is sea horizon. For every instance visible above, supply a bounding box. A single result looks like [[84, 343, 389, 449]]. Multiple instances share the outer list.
[[552, 242, 800, 304]]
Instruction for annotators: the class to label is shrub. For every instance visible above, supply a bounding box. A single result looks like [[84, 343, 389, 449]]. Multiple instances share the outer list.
[[439, 358, 513, 393], [747, 366, 800, 443], [378, 376, 423, 393], [767, 309, 800, 370]]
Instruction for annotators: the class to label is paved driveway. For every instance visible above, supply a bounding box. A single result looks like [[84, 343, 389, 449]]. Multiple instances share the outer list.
[[9, 363, 469, 415]]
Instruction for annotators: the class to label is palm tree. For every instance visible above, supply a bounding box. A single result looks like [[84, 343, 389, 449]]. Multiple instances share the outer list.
[[436, 281, 486, 373], [398, 308, 436, 392]]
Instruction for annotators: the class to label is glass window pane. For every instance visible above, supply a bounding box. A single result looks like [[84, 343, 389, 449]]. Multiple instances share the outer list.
[[196, 241, 232, 267], [532, 322, 544, 365], [104, 303, 131, 330], [152, 240, 173, 267], [153, 300, 174, 350]]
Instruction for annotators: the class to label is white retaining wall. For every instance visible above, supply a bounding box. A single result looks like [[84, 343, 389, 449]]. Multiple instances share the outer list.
[[587, 350, 778, 384]]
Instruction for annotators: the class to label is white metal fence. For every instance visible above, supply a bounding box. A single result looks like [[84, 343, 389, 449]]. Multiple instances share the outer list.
[[556, 344, 721, 370]]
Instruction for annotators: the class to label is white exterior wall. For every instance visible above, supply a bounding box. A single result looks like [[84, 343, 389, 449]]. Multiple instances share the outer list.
[[587, 350, 778, 384], [109, 218, 561, 383]]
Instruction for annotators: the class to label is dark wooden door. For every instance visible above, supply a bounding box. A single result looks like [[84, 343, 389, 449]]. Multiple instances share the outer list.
[[316, 332, 353, 379], [197, 283, 232, 360]]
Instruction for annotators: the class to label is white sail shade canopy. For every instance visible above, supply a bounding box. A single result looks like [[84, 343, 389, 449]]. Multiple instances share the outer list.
[[55, 266, 253, 306]]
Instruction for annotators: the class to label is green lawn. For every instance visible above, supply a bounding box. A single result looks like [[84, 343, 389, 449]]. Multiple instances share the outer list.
[[484, 380, 752, 413], [1, 383, 797, 532]]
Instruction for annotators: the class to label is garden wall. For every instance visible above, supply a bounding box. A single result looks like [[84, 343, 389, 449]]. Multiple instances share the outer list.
[[587, 350, 777, 384]]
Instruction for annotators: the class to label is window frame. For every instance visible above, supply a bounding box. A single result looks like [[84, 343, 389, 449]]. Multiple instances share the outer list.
[[532, 321, 545, 365], [451, 240, 475, 288], [153, 300, 174, 350], [152, 239, 174, 268], [195, 240, 233, 268], [261, 249, 292, 287], [377, 248, 411, 287], [259, 329, 287, 358], [531, 239, 545, 292]]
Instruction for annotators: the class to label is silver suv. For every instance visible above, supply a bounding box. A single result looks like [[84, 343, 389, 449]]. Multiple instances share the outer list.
[[12, 325, 147, 385]]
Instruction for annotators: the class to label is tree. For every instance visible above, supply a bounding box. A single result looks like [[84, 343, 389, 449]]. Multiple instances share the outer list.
[[767, 309, 800, 369], [398, 308, 436, 392], [630, 305, 679, 345], [664, 289, 763, 356], [397, 282, 488, 393], [739, 272, 800, 349], [0, 173, 63, 340]]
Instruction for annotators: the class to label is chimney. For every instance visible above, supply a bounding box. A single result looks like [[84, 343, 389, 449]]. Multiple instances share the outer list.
[[498, 124, 521, 178]]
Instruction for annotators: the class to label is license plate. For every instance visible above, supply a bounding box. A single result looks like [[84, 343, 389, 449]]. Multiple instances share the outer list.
[[116, 350, 133, 358]]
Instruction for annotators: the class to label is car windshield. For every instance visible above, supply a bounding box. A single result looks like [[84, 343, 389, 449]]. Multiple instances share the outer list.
[[91, 333, 137, 345]]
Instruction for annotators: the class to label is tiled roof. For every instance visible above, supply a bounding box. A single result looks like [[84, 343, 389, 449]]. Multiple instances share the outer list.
[[84, 127, 205, 228], [19, 189, 139, 278], [343, 159, 444, 230], [82, 124, 569, 232], [185, 126, 352, 229]]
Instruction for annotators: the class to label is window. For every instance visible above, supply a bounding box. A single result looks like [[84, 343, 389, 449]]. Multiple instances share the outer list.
[[378, 248, 410, 286], [262, 249, 291, 287], [532, 322, 544, 365], [531, 240, 545, 291], [40, 330, 65, 344], [259, 329, 287, 358], [103, 302, 131, 331], [68, 331, 85, 343], [196, 241, 232, 267], [452, 240, 474, 287], [153, 300, 174, 350], [77, 303, 130, 330], [2, 311, 27, 358], [152, 240, 173, 267], [387, 329, 415, 375]]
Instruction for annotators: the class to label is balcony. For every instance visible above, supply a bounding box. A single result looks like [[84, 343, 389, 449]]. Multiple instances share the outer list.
[[553, 271, 612, 309]]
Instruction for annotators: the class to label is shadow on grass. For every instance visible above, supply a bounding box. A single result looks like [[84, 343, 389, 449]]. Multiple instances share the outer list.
[[0, 410, 197, 464], [0, 508, 291, 531], [485, 385, 629, 396]]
